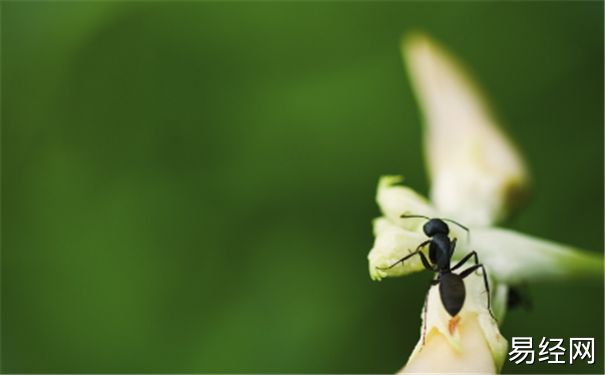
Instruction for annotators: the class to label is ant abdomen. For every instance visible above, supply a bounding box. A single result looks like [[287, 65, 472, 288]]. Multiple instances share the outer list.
[[439, 273, 466, 317]]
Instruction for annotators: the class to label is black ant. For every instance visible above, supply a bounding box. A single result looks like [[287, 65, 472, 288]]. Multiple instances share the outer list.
[[377, 214, 496, 321]]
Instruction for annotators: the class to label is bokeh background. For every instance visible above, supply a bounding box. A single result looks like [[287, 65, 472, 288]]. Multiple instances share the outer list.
[[3, 2, 603, 374]]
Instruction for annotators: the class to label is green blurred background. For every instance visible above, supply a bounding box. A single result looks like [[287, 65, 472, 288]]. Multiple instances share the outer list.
[[3, 2, 603, 374]]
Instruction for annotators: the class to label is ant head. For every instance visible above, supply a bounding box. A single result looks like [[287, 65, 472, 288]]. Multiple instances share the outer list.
[[423, 219, 449, 237]]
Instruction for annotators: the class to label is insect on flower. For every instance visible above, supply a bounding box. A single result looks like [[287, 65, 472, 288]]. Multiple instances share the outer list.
[[368, 33, 603, 374], [377, 214, 496, 321]]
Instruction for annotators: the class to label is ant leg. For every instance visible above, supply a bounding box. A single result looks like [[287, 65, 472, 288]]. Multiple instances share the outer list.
[[376, 239, 431, 270], [415, 238, 433, 265], [460, 264, 497, 321], [376, 247, 436, 272], [417, 251, 437, 272], [415, 239, 431, 252], [375, 250, 420, 270], [422, 287, 431, 345], [450, 250, 479, 272], [422, 279, 440, 345]]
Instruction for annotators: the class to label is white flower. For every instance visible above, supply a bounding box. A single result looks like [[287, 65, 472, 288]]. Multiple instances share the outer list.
[[368, 33, 604, 374], [403, 32, 529, 227]]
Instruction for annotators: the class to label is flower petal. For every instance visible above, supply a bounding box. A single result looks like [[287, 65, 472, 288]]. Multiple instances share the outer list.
[[402, 33, 530, 226], [400, 315, 497, 374], [465, 227, 604, 284], [376, 175, 437, 229], [404, 264, 508, 373], [368, 217, 428, 281]]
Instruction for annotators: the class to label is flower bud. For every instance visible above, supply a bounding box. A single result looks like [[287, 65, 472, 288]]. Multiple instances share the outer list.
[[403, 33, 530, 226]]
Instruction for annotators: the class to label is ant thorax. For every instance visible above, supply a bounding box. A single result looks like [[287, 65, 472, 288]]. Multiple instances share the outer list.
[[429, 233, 451, 270]]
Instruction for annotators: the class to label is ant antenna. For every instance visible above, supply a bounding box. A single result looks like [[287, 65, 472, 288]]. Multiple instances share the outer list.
[[400, 214, 431, 220], [399, 214, 471, 243], [441, 218, 471, 243], [440, 218, 468, 232]]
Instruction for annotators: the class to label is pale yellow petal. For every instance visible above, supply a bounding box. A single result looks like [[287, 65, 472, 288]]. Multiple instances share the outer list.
[[402, 33, 530, 226], [376, 175, 437, 229], [405, 264, 508, 372], [400, 315, 496, 374], [368, 217, 427, 281], [468, 227, 604, 284]]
